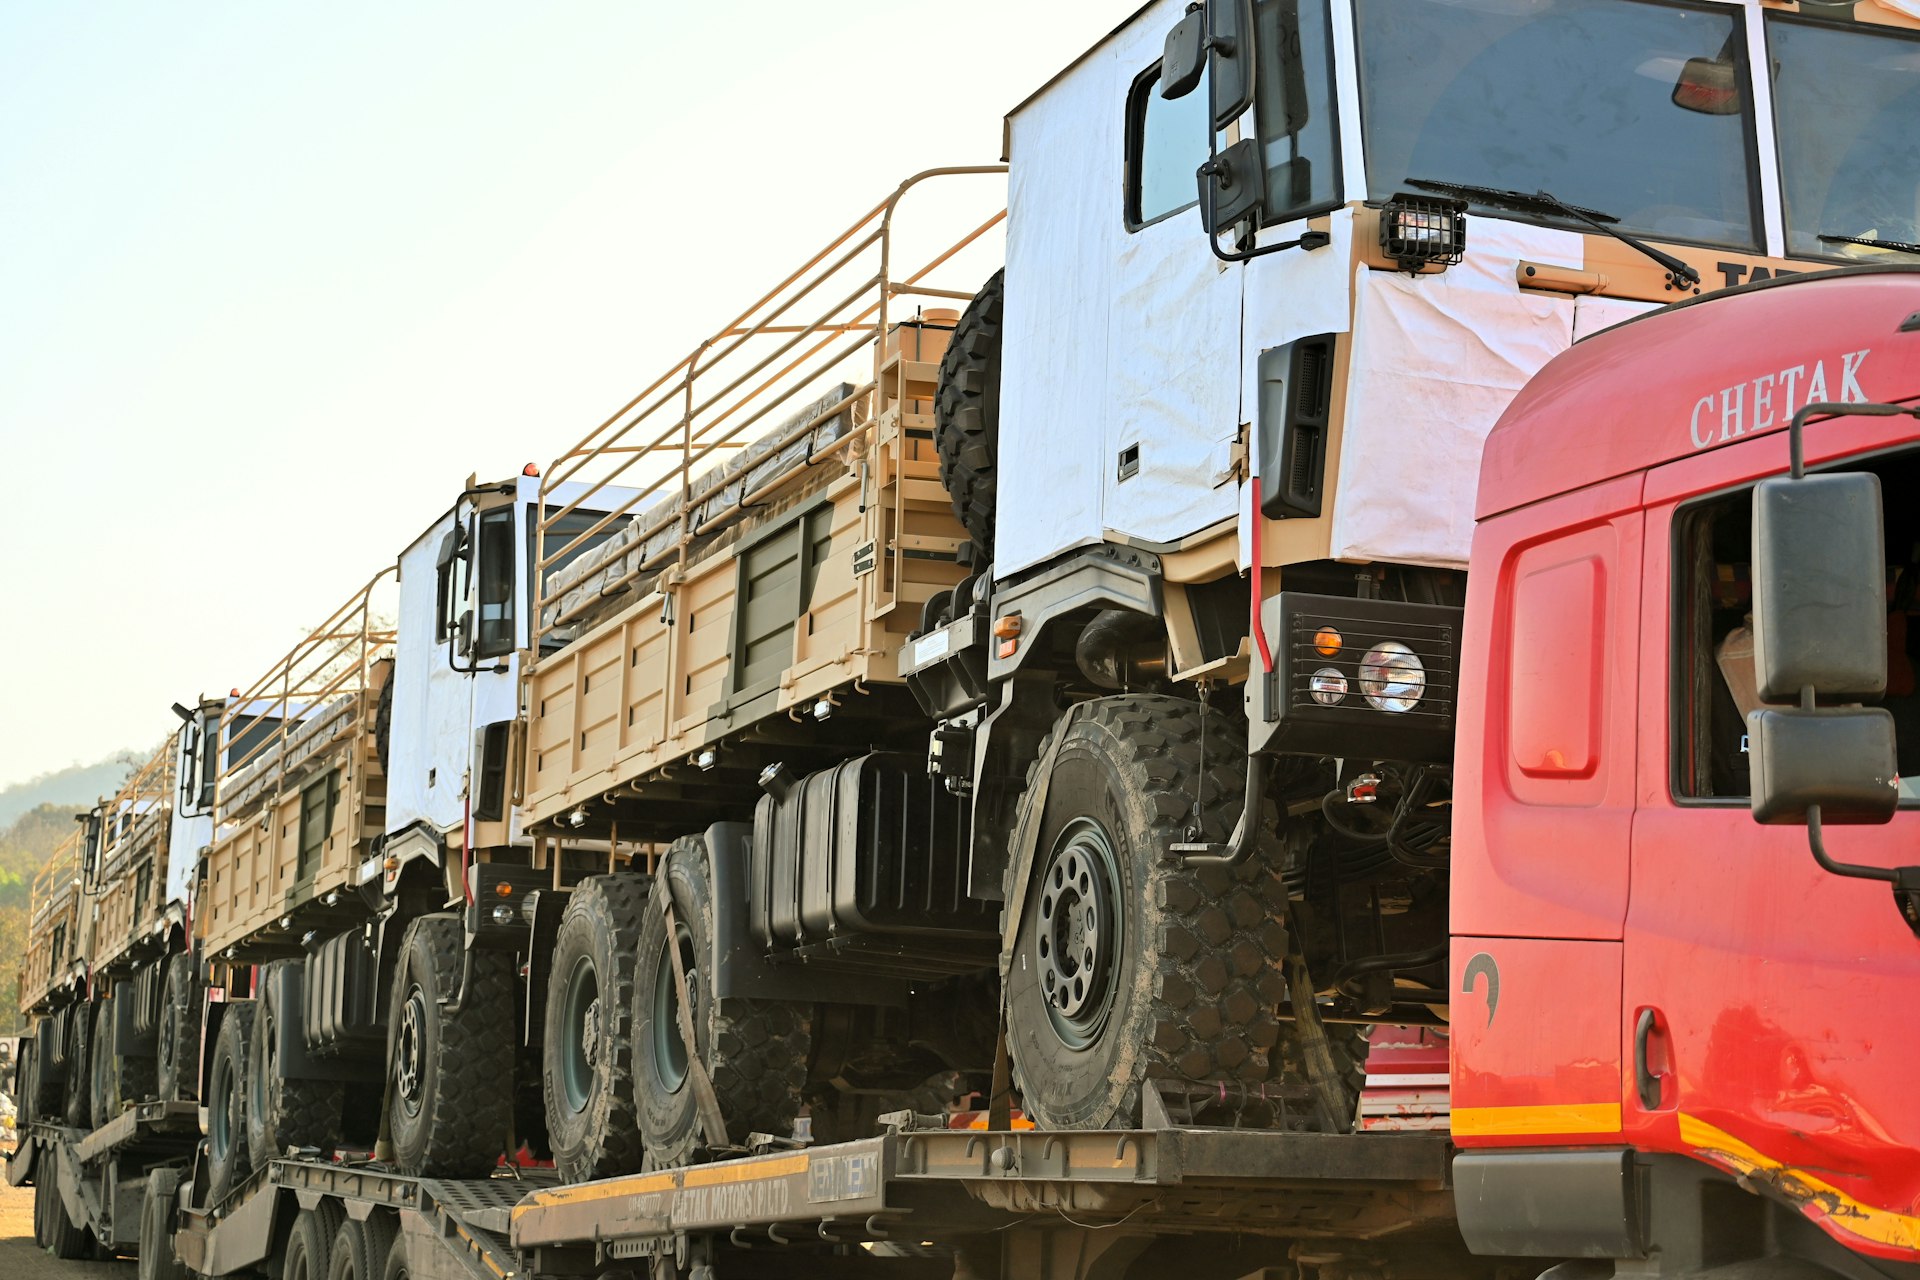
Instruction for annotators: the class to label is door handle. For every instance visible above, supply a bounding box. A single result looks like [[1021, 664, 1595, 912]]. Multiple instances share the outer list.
[[1634, 1007, 1665, 1110]]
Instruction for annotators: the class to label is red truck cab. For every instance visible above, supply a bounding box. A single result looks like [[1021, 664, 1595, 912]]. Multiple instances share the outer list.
[[1452, 265, 1920, 1272]]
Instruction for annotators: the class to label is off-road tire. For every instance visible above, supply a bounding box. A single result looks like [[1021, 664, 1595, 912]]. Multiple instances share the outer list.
[[633, 837, 810, 1169], [62, 1001, 92, 1129], [933, 269, 1003, 554], [28, 1037, 62, 1124], [374, 676, 395, 780], [88, 999, 119, 1129], [542, 874, 649, 1182], [387, 914, 516, 1177], [206, 1002, 255, 1203], [248, 960, 344, 1170], [156, 952, 200, 1102], [326, 1214, 382, 1280], [120, 1013, 158, 1107], [137, 1168, 188, 1280], [1003, 695, 1294, 1129], [37, 1166, 90, 1259]]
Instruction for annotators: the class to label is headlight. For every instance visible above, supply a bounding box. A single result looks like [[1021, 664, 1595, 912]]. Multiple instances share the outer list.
[[1308, 667, 1348, 706], [490, 903, 516, 927], [1359, 642, 1425, 713]]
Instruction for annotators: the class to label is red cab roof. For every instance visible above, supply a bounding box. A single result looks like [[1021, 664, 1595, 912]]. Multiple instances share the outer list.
[[1478, 266, 1920, 520]]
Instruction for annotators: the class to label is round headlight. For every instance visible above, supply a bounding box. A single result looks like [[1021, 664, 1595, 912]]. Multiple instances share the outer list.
[[1308, 667, 1348, 706], [1359, 642, 1425, 713], [490, 903, 516, 927]]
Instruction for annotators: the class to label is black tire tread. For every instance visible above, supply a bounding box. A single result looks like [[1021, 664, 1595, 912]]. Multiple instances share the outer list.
[[636, 838, 810, 1170], [389, 914, 515, 1177], [156, 953, 199, 1103], [250, 961, 343, 1171], [326, 1216, 377, 1280], [933, 269, 1003, 553], [62, 1002, 91, 1129], [206, 1002, 256, 1204], [137, 1167, 187, 1280], [542, 874, 649, 1183], [39, 1170, 89, 1259], [1004, 695, 1297, 1129]]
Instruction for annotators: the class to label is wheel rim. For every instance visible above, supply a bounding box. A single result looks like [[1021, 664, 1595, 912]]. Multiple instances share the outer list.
[[650, 921, 699, 1094], [1033, 816, 1123, 1050], [559, 954, 600, 1114], [209, 1051, 232, 1161], [395, 982, 430, 1119]]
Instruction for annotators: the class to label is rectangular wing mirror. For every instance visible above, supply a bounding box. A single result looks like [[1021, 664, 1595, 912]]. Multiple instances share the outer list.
[[1752, 471, 1886, 702], [1161, 11, 1206, 100], [1198, 136, 1263, 235], [1207, 0, 1255, 129], [1749, 707, 1899, 825]]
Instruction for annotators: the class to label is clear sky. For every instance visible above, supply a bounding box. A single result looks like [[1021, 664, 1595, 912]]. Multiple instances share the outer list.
[[0, 1, 1132, 788]]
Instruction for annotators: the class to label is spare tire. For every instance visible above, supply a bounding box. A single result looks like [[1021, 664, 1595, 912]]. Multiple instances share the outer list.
[[934, 269, 1003, 555]]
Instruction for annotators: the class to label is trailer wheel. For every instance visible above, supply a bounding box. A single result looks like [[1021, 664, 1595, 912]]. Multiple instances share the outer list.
[[632, 837, 810, 1168], [1002, 695, 1293, 1129], [136, 1168, 188, 1280], [206, 1002, 255, 1203], [156, 953, 200, 1102], [326, 1214, 383, 1280], [933, 269, 1003, 554], [62, 1000, 92, 1129], [387, 914, 516, 1177], [378, 1231, 410, 1280], [542, 874, 649, 1182], [36, 1164, 89, 1259]]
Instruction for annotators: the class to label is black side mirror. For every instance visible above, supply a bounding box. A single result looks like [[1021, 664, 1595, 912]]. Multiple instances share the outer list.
[[1746, 402, 1920, 937], [1162, 1, 1256, 128], [456, 609, 475, 659], [1162, 11, 1206, 100], [1198, 137, 1264, 235], [1752, 471, 1887, 703]]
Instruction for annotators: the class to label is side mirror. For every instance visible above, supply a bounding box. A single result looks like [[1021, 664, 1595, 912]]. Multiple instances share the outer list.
[[1198, 137, 1264, 235], [1161, 1, 1256, 129], [1749, 707, 1898, 825], [456, 609, 475, 659], [1162, 11, 1206, 101], [1751, 472, 1886, 703]]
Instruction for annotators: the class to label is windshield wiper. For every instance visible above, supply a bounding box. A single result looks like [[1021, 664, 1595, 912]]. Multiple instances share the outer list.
[[1819, 232, 1920, 258], [1408, 178, 1702, 289]]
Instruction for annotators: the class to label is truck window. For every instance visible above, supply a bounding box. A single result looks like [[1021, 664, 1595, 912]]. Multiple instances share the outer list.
[[474, 508, 516, 659], [1673, 450, 1920, 802], [1125, 62, 1208, 230], [1355, 0, 1758, 249], [1252, 0, 1340, 223], [1767, 15, 1920, 263]]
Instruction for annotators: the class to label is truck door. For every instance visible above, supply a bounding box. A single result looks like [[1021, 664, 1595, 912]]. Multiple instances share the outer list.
[[1450, 474, 1642, 1145], [1626, 433, 1920, 1200]]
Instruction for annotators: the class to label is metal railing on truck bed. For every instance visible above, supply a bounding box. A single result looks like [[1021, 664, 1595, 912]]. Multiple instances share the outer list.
[[91, 737, 175, 975], [202, 569, 396, 961], [521, 167, 1006, 833], [20, 829, 85, 1014]]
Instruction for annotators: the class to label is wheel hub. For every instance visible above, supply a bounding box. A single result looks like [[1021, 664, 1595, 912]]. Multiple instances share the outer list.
[[395, 986, 428, 1114], [1033, 817, 1121, 1049]]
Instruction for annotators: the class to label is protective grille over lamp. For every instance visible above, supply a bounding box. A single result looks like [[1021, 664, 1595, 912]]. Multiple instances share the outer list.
[[1380, 194, 1467, 271]]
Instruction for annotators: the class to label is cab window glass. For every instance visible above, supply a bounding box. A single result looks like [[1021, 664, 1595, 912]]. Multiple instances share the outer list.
[[1126, 63, 1208, 229], [1355, 0, 1758, 249], [475, 508, 516, 658], [1768, 16, 1920, 262], [1253, 0, 1340, 221], [1674, 450, 1920, 801]]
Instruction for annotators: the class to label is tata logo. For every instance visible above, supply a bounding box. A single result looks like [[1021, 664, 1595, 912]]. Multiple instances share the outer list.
[[1687, 349, 1871, 450]]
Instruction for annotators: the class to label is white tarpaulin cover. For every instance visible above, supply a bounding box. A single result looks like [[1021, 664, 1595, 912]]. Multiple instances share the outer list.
[[1329, 220, 1584, 567]]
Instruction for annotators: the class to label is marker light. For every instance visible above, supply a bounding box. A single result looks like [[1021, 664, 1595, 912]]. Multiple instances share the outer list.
[[1308, 667, 1348, 706], [494, 880, 515, 898], [1359, 642, 1426, 713], [1313, 628, 1343, 657]]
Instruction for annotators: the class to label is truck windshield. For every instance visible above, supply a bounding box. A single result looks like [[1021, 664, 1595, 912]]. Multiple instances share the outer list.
[[1769, 15, 1920, 263], [1355, 0, 1758, 249]]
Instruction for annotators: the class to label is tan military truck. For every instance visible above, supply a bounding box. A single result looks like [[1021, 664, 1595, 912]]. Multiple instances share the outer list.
[[512, 0, 1920, 1182], [17, 829, 86, 1128]]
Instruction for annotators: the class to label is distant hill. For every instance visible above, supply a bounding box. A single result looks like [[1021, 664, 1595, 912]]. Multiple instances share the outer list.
[[0, 753, 142, 828]]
